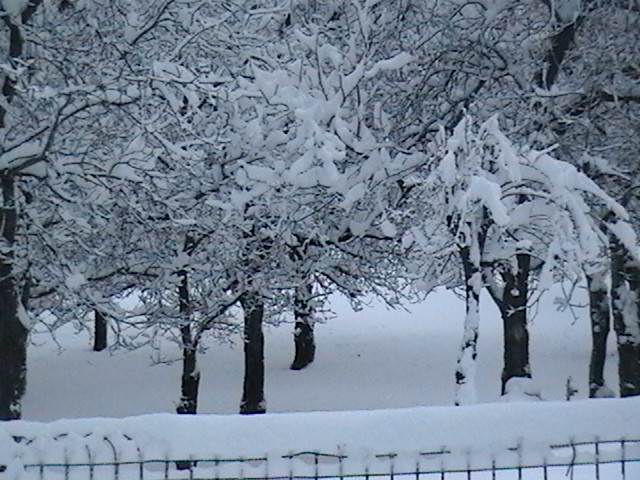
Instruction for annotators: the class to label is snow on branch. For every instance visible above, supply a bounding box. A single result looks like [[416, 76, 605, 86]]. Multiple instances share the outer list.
[[431, 115, 634, 282]]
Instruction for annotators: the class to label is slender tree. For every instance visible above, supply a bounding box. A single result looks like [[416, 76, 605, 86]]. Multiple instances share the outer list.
[[455, 221, 490, 405], [585, 264, 614, 397], [608, 223, 640, 396]]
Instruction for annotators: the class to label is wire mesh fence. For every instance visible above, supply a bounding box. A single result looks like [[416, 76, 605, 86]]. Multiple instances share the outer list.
[[1, 436, 639, 480]]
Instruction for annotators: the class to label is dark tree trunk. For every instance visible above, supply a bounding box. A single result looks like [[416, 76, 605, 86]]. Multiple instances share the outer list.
[[175, 267, 199, 471], [535, 22, 578, 89], [617, 338, 640, 397], [624, 264, 640, 397], [291, 283, 315, 370], [176, 271, 200, 415], [93, 310, 108, 352], [0, 0, 37, 424], [176, 324, 200, 415], [240, 291, 265, 414], [609, 231, 640, 397], [499, 253, 531, 394], [586, 268, 613, 397], [0, 177, 26, 420]]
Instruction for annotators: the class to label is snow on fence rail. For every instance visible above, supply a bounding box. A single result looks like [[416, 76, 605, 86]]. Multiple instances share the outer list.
[[2, 397, 640, 479]]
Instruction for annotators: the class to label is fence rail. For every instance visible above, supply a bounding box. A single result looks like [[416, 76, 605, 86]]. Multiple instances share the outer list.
[[1, 436, 639, 480]]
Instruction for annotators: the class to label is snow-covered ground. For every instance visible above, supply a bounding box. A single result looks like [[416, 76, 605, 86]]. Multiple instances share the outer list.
[[3, 398, 640, 479], [23, 286, 617, 419], [5, 286, 637, 480]]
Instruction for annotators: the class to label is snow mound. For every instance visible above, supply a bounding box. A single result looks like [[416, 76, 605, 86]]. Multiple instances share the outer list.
[[500, 377, 542, 402], [591, 384, 615, 398]]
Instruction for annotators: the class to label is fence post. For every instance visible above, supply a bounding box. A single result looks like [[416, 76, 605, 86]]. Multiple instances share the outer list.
[[391, 455, 395, 480], [85, 442, 94, 480], [375, 453, 397, 480], [621, 439, 626, 479], [164, 453, 169, 480], [134, 440, 144, 480], [568, 439, 576, 480], [517, 441, 522, 480], [264, 454, 270, 480], [64, 442, 70, 480], [594, 438, 600, 480]]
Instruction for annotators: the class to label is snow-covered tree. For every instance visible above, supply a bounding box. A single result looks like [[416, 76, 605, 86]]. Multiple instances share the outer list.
[[202, 0, 438, 411], [0, 0, 155, 419], [424, 115, 630, 404], [525, 0, 640, 397], [388, 0, 640, 399], [1, 0, 263, 419]]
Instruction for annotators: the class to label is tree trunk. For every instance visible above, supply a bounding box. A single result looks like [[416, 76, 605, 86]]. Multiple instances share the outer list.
[[291, 283, 315, 370], [499, 253, 531, 394], [454, 213, 490, 406], [0, 0, 36, 424], [0, 177, 26, 420], [585, 267, 613, 397], [455, 245, 482, 406], [176, 271, 200, 414], [175, 269, 198, 471], [240, 291, 266, 414], [176, 325, 200, 415], [609, 232, 640, 397], [93, 310, 108, 352], [535, 22, 578, 89]]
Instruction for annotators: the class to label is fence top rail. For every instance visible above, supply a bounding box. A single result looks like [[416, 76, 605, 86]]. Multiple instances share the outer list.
[[282, 452, 347, 459], [551, 438, 640, 448]]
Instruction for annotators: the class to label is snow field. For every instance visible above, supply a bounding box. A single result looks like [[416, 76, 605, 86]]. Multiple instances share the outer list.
[[23, 287, 615, 419], [7, 286, 634, 479]]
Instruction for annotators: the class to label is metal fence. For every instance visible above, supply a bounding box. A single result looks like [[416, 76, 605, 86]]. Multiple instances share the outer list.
[[1, 436, 639, 480]]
